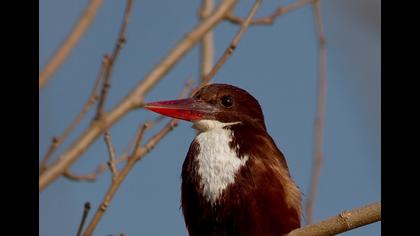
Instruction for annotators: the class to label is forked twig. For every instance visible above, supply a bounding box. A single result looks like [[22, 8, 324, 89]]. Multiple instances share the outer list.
[[305, 0, 328, 225], [121, 116, 165, 156], [63, 121, 156, 182]]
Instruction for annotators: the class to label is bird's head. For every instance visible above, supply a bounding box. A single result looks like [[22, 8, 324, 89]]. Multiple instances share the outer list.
[[144, 84, 266, 131]]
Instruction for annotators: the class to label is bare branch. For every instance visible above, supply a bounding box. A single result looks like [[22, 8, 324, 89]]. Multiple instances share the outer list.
[[82, 78, 191, 235], [63, 118, 163, 183], [39, 55, 108, 175], [104, 131, 118, 179], [225, 0, 316, 25], [76, 202, 91, 236], [199, 0, 215, 80], [82, 119, 179, 236], [62, 119, 160, 183], [288, 202, 381, 236], [62, 123, 148, 183], [39, 0, 237, 191], [63, 81, 193, 183], [305, 0, 328, 225], [201, 0, 262, 85], [39, 0, 104, 89], [95, 0, 134, 120]]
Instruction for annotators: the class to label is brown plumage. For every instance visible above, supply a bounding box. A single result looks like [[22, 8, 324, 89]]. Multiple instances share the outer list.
[[145, 84, 301, 236]]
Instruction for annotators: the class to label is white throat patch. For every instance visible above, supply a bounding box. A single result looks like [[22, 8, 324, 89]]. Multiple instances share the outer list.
[[193, 120, 248, 204]]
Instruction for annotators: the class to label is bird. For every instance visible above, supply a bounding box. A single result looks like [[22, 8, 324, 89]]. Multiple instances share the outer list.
[[144, 83, 301, 236]]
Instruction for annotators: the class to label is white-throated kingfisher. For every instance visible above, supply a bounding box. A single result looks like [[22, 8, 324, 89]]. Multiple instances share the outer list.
[[144, 84, 301, 236]]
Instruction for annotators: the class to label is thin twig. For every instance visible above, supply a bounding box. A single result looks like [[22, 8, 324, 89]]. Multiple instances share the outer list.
[[39, 0, 104, 89], [39, 0, 237, 191], [199, 0, 214, 81], [201, 0, 262, 86], [104, 131, 118, 179], [133, 122, 149, 153], [305, 0, 327, 225], [288, 202, 381, 236], [63, 170, 97, 182], [121, 116, 165, 156], [39, 55, 108, 175], [76, 202, 91, 236], [225, 0, 316, 25], [95, 0, 134, 120]]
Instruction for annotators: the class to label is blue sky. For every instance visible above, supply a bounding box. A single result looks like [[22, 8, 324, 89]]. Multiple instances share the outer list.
[[40, 0, 380, 235]]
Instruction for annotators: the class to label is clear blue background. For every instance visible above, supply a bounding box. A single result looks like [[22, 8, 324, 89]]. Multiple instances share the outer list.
[[39, 0, 380, 235]]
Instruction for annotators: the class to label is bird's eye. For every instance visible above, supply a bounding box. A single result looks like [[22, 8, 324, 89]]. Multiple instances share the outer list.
[[221, 96, 233, 108]]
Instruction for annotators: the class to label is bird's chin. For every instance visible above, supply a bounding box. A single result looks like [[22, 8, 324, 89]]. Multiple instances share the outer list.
[[192, 120, 241, 132]]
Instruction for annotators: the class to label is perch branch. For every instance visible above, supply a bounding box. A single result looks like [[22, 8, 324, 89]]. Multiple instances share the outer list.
[[39, 0, 237, 191], [305, 0, 328, 225], [39, 0, 104, 89], [225, 0, 316, 25], [95, 0, 134, 120], [288, 202, 381, 236]]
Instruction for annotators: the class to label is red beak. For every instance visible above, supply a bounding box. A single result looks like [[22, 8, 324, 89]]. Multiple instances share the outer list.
[[144, 98, 216, 121]]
